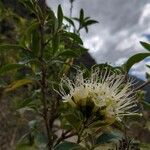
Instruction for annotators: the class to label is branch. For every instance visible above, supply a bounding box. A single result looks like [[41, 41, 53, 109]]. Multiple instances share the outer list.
[[54, 130, 76, 147], [10, 127, 17, 148], [38, 1, 52, 148]]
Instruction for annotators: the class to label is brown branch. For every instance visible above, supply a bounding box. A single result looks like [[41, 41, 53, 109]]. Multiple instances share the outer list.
[[10, 127, 17, 148], [37, 1, 53, 149], [39, 19, 52, 148], [54, 130, 76, 147]]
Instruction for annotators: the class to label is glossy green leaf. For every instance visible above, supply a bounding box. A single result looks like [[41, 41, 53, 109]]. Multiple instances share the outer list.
[[63, 32, 83, 45], [20, 20, 39, 51], [0, 44, 26, 52], [34, 133, 47, 148], [84, 17, 90, 21], [5, 79, 34, 92], [123, 53, 150, 72], [63, 110, 83, 131], [26, 21, 39, 36], [79, 9, 84, 23], [57, 50, 78, 57], [146, 72, 150, 80], [83, 20, 98, 27], [64, 16, 75, 27], [96, 132, 121, 145], [16, 144, 37, 150], [140, 41, 150, 52], [52, 33, 60, 53], [140, 143, 150, 150], [0, 64, 26, 75], [57, 4, 63, 28], [142, 101, 150, 109], [71, 44, 88, 55], [31, 30, 40, 57], [54, 142, 86, 150], [13, 90, 40, 112], [20, 0, 35, 14], [22, 21, 40, 56], [84, 26, 88, 33], [73, 17, 80, 22], [88, 120, 109, 128]]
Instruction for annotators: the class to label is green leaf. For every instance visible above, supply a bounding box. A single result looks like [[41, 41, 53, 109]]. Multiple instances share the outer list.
[[84, 26, 89, 33], [0, 64, 26, 75], [140, 143, 150, 150], [79, 9, 84, 23], [20, 0, 35, 14], [73, 17, 80, 22], [26, 21, 39, 36], [31, 30, 40, 57], [83, 20, 98, 27], [140, 41, 150, 52], [84, 17, 90, 21], [63, 32, 83, 45], [88, 120, 110, 128], [21, 21, 40, 56], [0, 44, 26, 52], [96, 132, 121, 145], [54, 142, 86, 150], [146, 72, 150, 80], [64, 16, 75, 28], [57, 4, 63, 28], [5, 79, 34, 92], [146, 64, 150, 69], [34, 133, 47, 148], [142, 101, 150, 109], [16, 144, 37, 150], [64, 114, 82, 130], [123, 53, 150, 72], [52, 33, 60, 53], [79, 46, 88, 54], [57, 50, 78, 57], [14, 98, 33, 110], [63, 110, 83, 131]]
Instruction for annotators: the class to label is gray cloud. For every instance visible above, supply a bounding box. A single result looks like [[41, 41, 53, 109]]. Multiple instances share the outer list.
[[80, 0, 147, 33], [47, 0, 150, 79]]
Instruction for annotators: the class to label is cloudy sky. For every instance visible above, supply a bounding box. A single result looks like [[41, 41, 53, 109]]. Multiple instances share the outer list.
[[47, 0, 150, 80]]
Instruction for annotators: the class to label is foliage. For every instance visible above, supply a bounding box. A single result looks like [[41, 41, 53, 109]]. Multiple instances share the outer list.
[[0, 0, 150, 150]]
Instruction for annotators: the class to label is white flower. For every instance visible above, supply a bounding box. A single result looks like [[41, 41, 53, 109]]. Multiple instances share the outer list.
[[58, 68, 141, 122]]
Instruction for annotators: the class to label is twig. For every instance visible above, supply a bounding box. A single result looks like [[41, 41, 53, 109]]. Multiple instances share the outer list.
[[38, 1, 53, 149], [54, 130, 76, 146], [10, 127, 17, 148]]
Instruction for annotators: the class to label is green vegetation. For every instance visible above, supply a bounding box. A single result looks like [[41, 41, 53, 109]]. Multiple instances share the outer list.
[[0, 0, 150, 150]]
